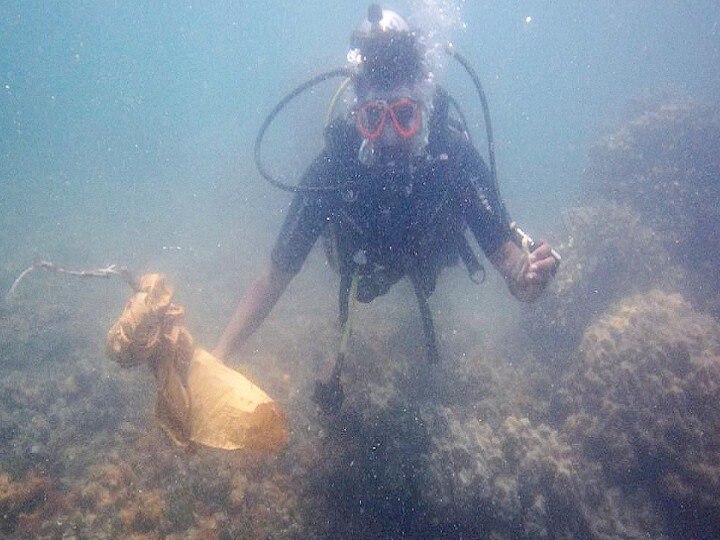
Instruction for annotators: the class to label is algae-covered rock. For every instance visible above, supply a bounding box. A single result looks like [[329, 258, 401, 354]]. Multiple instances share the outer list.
[[304, 308, 551, 537], [583, 101, 720, 312], [422, 408, 667, 539], [584, 102, 720, 247], [0, 470, 52, 535], [558, 290, 720, 535], [524, 100, 720, 364], [422, 410, 587, 538], [522, 201, 682, 364], [306, 311, 666, 538]]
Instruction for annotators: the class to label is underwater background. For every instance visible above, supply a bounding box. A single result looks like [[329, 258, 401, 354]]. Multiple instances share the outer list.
[[2, 1, 720, 538]]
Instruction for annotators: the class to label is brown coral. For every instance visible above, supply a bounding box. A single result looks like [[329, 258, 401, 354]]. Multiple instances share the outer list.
[[525, 100, 720, 365], [118, 488, 166, 533]]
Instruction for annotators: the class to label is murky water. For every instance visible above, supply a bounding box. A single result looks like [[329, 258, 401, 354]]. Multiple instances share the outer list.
[[1, 2, 720, 538]]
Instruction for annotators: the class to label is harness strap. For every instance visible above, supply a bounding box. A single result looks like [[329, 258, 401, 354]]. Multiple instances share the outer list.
[[409, 269, 440, 364], [313, 271, 359, 414], [456, 231, 486, 284], [339, 271, 352, 327], [339, 272, 359, 353], [335, 271, 360, 376]]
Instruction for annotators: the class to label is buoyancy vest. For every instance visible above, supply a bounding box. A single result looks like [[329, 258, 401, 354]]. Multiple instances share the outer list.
[[322, 87, 484, 304]]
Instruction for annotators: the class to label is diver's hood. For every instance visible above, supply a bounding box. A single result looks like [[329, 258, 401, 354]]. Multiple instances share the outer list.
[[350, 5, 426, 94]]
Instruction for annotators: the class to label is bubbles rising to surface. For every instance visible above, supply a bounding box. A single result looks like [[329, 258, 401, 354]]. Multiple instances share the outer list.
[[407, 0, 467, 83]]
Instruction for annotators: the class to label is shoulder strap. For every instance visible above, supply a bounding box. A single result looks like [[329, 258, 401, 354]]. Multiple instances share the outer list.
[[427, 86, 451, 155], [324, 116, 362, 163]]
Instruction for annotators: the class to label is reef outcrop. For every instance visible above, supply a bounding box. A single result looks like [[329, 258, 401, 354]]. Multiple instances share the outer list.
[[422, 410, 586, 538], [584, 102, 720, 256], [557, 290, 720, 536], [584, 102, 720, 312], [305, 311, 664, 538], [523, 201, 682, 363], [523, 100, 720, 361]]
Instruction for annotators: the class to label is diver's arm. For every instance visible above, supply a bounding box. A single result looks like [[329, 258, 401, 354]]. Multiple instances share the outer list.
[[453, 135, 556, 302], [214, 151, 331, 361], [489, 239, 556, 303], [213, 263, 295, 361]]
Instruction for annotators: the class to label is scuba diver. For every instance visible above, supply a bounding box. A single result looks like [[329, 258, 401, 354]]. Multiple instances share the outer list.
[[214, 5, 559, 413]]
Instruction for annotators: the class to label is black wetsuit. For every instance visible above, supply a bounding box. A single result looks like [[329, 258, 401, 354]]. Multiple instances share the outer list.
[[271, 92, 513, 304]]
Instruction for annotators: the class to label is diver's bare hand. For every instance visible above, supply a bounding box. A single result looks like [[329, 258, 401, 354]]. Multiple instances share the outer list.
[[510, 240, 558, 302], [523, 241, 557, 285]]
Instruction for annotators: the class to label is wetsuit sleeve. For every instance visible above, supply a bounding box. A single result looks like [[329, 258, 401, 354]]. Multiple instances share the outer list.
[[454, 140, 514, 256], [270, 153, 333, 274]]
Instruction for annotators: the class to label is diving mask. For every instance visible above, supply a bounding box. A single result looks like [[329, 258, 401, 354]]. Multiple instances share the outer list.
[[354, 98, 423, 140], [353, 89, 431, 166]]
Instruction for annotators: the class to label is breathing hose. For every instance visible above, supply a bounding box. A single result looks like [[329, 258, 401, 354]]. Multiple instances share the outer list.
[[253, 67, 353, 193], [253, 46, 501, 210]]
